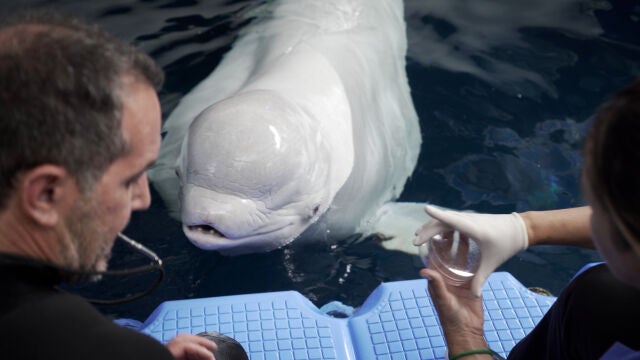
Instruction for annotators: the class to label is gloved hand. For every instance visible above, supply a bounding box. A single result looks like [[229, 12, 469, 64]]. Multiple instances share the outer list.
[[414, 205, 529, 296]]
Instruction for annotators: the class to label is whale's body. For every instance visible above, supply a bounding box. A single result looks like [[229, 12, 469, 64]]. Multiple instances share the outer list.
[[148, 0, 422, 255]]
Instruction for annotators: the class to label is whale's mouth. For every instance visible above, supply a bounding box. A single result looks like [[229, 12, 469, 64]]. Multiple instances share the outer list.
[[185, 224, 226, 238], [182, 219, 299, 252]]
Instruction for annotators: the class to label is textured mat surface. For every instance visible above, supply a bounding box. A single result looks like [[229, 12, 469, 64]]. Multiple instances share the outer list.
[[140, 272, 556, 359]]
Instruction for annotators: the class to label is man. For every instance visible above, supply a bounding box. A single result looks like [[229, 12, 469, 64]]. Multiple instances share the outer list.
[[0, 10, 217, 359]]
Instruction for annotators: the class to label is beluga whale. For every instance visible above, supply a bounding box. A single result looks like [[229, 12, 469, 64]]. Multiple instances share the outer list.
[[148, 0, 426, 255]]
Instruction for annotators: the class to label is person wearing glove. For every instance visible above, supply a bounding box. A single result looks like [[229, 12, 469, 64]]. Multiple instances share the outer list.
[[414, 206, 529, 297], [416, 78, 640, 360], [414, 205, 594, 296]]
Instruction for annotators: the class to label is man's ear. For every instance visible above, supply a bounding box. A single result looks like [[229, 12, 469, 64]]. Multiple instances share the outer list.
[[18, 165, 77, 227]]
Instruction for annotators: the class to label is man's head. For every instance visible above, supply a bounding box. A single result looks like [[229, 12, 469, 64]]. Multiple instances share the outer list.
[[0, 11, 163, 205], [582, 78, 640, 287], [0, 10, 164, 274]]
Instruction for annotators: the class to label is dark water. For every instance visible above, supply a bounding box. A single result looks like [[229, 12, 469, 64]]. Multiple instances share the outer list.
[[3, 0, 639, 321]]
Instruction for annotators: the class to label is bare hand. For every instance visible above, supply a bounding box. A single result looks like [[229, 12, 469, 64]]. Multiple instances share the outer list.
[[420, 268, 489, 355], [166, 333, 218, 360]]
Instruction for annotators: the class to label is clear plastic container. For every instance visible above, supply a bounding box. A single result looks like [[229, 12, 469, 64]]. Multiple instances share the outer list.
[[419, 230, 481, 286]]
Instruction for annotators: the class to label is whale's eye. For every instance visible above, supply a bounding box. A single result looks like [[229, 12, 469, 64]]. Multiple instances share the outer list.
[[305, 205, 321, 221]]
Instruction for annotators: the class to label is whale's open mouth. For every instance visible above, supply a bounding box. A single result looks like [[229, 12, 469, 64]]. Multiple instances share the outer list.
[[185, 224, 226, 238], [182, 219, 300, 252], [183, 223, 241, 250]]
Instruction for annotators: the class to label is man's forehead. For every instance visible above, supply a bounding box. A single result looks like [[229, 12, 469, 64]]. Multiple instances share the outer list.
[[117, 76, 161, 162]]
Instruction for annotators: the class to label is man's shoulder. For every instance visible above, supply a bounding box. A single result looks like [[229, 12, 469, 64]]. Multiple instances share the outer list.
[[2, 289, 109, 325], [0, 291, 174, 359]]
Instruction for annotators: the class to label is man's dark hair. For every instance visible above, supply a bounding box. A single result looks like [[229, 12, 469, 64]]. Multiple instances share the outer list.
[[0, 10, 164, 208]]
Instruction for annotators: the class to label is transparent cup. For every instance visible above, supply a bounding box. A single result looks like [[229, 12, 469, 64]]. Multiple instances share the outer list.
[[419, 230, 481, 286]]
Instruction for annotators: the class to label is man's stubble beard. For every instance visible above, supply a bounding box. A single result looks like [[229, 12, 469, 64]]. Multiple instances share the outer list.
[[64, 191, 113, 282]]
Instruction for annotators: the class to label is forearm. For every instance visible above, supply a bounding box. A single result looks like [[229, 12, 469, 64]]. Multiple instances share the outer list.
[[519, 206, 594, 248]]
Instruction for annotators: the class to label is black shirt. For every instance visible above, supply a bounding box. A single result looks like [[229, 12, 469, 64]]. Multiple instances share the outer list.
[[0, 254, 175, 360]]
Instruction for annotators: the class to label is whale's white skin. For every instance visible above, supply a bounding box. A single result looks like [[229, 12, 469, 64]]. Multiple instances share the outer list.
[[148, 0, 422, 255]]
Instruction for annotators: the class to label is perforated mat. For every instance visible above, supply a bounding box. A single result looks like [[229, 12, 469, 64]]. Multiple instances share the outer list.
[[139, 272, 556, 359]]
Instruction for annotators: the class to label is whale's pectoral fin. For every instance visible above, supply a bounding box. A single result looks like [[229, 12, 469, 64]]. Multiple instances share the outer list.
[[370, 202, 432, 256]]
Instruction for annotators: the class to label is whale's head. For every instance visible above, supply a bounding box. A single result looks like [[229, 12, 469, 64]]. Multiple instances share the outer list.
[[177, 90, 340, 255]]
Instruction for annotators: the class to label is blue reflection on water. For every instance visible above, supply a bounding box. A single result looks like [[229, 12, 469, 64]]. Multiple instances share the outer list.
[[443, 118, 591, 211], [3, 0, 638, 320]]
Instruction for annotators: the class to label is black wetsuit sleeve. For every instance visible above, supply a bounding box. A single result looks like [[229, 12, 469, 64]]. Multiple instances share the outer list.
[[0, 291, 175, 360], [507, 263, 640, 359]]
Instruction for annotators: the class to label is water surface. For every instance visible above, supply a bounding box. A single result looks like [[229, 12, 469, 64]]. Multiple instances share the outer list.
[[3, 0, 639, 320]]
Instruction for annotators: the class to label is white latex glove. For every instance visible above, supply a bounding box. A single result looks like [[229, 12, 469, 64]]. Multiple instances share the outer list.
[[413, 205, 529, 296]]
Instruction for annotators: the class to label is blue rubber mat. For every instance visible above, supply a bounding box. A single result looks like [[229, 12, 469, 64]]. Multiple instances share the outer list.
[[139, 272, 556, 359]]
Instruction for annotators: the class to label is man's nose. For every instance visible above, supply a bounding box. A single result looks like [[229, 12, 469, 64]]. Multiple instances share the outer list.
[[131, 172, 152, 210]]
